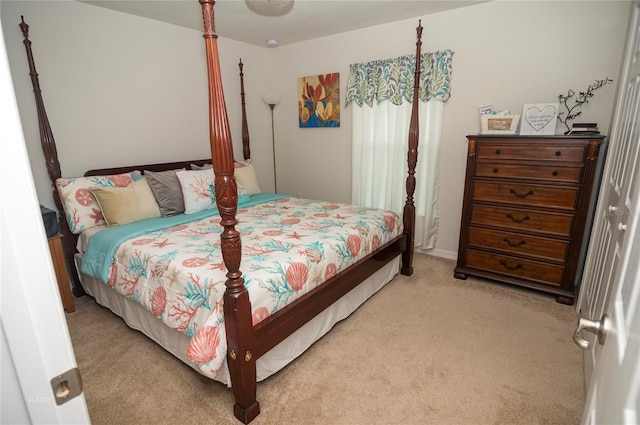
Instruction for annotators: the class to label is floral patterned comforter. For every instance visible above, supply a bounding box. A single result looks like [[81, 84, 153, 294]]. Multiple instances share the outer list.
[[88, 196, 402, 378]]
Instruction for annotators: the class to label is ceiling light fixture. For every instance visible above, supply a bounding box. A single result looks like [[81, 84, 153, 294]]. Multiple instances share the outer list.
[[245, 0, 295, 17], [266, 39, 279, 47]]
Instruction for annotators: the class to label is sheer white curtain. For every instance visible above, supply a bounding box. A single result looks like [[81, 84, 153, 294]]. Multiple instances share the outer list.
[[347, 50, 453, 249]]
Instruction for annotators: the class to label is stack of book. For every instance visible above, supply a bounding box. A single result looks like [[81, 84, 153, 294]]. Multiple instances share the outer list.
[[568, 123, 600, 135]]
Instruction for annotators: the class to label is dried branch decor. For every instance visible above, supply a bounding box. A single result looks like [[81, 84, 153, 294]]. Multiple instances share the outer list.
[[557, 77, 613, 134]]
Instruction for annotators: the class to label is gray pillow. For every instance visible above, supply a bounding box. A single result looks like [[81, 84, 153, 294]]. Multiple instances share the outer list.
[[144, 169, 185, 217], [190, 163, 212, 170]]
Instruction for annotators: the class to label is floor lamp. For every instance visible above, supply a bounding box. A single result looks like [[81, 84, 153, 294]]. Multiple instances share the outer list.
[[262, 93, 281, 193]]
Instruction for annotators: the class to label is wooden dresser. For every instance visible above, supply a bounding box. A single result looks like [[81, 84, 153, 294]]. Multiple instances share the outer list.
[[454, 134, 605, 304]]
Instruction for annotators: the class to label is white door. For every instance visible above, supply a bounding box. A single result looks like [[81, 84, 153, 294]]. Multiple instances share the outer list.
[[576, 0, 638, 381], [582, 209, 639, 425], [575, 2, 640, 423], [0, 16, 91, 424]]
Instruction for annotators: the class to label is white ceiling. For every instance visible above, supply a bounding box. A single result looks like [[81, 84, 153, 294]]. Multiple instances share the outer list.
[[81, 0, 489, 47]]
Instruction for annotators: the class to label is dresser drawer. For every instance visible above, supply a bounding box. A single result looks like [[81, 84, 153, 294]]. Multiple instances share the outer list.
[[471, 204, 574, 236], [466, 249, 564, 286], [468, 227, 569, 262], [473, 181, 578, 209], [476, 144, 585, 162], [475, 163, 583, 183]]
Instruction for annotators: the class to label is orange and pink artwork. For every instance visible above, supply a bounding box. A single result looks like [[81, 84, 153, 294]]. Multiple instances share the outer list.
[[297, 73, 340, 128]]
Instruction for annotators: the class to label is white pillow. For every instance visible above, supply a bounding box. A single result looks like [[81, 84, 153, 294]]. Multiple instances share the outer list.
[[176, 169, 216, 214], [176, 169, 250, 214]]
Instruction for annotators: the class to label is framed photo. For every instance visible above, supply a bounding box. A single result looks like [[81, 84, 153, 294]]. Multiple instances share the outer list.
[[520, 103, 559, 135], [480, 114, 520, 134]]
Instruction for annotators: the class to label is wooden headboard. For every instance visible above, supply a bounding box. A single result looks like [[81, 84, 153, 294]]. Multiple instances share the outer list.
[[83, 159, 212, 177]]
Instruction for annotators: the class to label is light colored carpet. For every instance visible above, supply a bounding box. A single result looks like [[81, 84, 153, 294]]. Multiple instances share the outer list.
[[66, 254, 584, 425]]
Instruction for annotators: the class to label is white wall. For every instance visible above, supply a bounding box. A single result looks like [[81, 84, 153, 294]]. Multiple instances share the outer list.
[[271, 0, 630, 257], [1, 0, 273, 211], [2, 1, 631, 258]]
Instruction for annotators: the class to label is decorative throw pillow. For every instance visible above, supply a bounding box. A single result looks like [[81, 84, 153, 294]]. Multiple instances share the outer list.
[[90, 178, 161, 226], [234, 160, 261, 195], [55, 171, 141, 234], [176, 169, 217, 214], [144, 169, 186, 217], [177, 169, 250, 214]]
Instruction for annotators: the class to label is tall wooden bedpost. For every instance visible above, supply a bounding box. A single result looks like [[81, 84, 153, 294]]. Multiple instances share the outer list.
[[19, 16, 85, 296], [239, 59, 250, 161], [401, 20, 423, 276], [199, 1, 259, 423]]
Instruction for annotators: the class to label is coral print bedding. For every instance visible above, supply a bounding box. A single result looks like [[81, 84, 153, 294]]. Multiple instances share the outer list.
[[81, 195, 402, 378]]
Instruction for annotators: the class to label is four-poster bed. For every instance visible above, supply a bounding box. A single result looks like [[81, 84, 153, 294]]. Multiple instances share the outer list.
[[20, 1, 423, 422]]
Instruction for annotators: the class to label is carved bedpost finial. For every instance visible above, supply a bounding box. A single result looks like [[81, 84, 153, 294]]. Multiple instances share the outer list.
[[239, 59, 251, 160], [199, 0, 217, 39], [19, 16, 29, 39], [416, 19, 423, 42]]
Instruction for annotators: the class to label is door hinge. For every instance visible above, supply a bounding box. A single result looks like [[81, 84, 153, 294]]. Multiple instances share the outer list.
[[50, 367, 83, 405]]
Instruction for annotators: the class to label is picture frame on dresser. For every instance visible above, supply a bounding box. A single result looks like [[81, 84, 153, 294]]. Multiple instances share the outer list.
[[519, 103, 559, 135], [454, 134, 606, 305], [480, 114, 520, 134]]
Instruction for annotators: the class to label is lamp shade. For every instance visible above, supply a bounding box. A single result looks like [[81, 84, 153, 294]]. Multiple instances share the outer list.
[[262, 93, 281, 106]]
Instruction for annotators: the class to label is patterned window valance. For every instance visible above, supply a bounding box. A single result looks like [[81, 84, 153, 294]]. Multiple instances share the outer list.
[[346, 50, 454, 107]]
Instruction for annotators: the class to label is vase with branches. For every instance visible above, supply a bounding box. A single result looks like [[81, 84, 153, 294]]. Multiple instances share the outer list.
[[557, 77, 613, 134]]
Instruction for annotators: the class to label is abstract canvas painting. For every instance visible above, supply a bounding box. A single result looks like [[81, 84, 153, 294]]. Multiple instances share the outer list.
[[297, 73, 340, 128]]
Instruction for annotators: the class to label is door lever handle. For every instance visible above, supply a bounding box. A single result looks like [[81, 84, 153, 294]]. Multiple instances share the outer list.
[[572, 315, 608, 350]]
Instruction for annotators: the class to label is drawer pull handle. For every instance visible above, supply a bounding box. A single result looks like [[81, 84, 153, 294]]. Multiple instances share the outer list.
[[552, 171, 559, 176], [555, 151, 561, 156], [493, 167, 499, 173], [495, 149, 501, 155], [500, 260, 523, 271], [506, 214, 530, 223], [510, 189, 534, 198], [503, 238, 526, 247]]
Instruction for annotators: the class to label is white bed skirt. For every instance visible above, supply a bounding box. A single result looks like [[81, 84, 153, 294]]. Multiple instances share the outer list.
[[76, 254, 400, 386]]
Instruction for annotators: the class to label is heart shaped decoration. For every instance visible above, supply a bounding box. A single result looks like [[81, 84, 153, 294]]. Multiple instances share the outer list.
[[525, 105, 557, 132]]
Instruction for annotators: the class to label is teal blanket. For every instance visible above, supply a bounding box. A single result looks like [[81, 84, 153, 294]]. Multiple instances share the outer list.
[[81, 193, 285, 283]]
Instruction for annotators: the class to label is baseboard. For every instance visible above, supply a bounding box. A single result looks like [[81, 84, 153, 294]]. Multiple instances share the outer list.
[[416, 247, 457, 261]]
